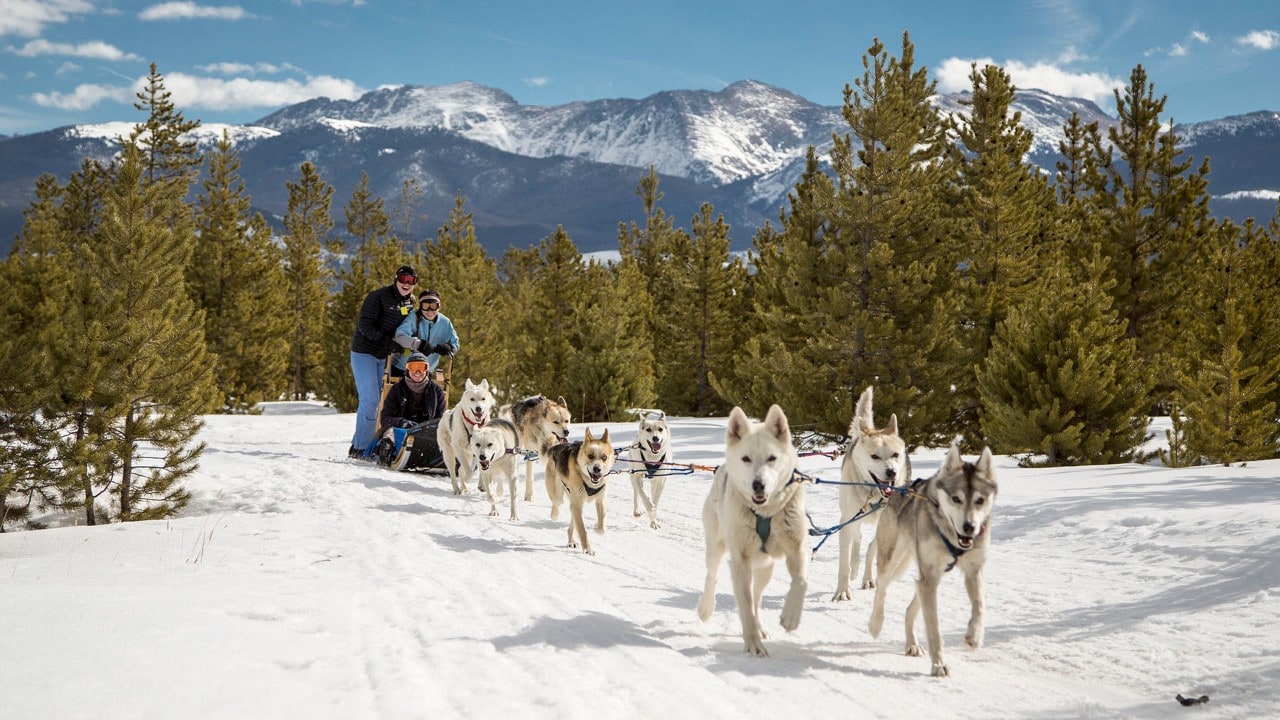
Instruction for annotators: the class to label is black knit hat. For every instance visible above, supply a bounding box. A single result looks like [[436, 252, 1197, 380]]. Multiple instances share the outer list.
[[395, 264, 416, 278]]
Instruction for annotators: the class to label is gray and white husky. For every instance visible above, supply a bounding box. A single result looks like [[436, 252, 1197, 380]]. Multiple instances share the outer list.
[[697, 405, 808, 657], [833, 386, 910, 601], [628, 410, 672, 529], [868, 444, 998, 677]]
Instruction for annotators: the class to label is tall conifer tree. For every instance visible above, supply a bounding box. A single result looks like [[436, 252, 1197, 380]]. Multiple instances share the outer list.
[[192, 132, 291, 412], [282, 162, 335, 400]]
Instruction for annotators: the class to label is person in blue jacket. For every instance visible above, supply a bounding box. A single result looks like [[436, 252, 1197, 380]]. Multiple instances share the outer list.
[[391, 288, 460, 378], [348, 264, 418, 458]]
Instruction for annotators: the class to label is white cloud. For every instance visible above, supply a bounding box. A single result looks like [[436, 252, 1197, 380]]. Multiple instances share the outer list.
[[157, 72, 365, 110], [523, 77, 549, 88], [1168, 43, 1187, 57], [31, 83, 127, 110], [138, 3, 252, 21], [55, 61, 81, 75], [0, 0, 93, 37], [9, 38, 141, 62], [936, 57, 1123, 106], [1191, 31, 1210, 44], [1235, 30, 1280, 50], [197, 61, 299, 75]]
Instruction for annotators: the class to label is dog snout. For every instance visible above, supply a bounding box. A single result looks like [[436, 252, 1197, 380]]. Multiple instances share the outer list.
[[752, 480, 764, 494], [962, 520, 975, 535], [884, 467, 897, 480]]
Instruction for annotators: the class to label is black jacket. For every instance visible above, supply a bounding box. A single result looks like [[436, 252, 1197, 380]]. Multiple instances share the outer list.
[[350, 284, 416, 358], [379, 380, 446, 429]]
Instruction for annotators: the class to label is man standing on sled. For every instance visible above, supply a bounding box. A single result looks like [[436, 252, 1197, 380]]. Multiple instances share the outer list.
[[349, 264, 418, 458]]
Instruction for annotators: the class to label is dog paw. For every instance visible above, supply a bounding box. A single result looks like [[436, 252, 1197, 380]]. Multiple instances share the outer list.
[[868, 613, 883, 639], [583, 546, 596, 556], [861, 580, 876, 589], [931, 662, 950, 677], [649, 519, 661, 530], [696, 596, 715, 622], [965, 626, 984, 650], [832, 590, 852, 602], [744, 638, 769, 657], [905, 643, 923, 657], [633, 510, 643, 518], [593, 524, 605, 535], [488, 508, 498, 517]]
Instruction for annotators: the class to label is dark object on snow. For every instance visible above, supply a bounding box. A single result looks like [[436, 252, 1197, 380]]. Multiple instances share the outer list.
[[377, 418, 446, 471], [1176, 694, 1209, 706]]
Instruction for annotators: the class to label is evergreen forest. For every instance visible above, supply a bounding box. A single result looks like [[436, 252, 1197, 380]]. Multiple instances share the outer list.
[[3, 36, 1279, 529]]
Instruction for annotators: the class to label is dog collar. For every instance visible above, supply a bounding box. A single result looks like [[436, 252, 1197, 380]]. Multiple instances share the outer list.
[[583, 481, 606, 497], [937, 523, 986, 572]]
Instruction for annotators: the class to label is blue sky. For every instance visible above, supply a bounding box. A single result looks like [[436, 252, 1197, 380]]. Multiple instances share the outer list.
[[1, 0, 1277, 136]]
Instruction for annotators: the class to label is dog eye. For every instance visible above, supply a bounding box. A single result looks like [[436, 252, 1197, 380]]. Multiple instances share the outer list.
[[767, 455, 777, 463], [741, 455, 752, 464], [870, 454, 880, 460], [975, 497, 985, 506], [951, 495, 963, 504]]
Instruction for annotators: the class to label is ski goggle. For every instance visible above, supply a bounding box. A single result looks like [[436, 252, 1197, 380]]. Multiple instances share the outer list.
[[396, 273, 418, 285], [406, 361, 429, 374]]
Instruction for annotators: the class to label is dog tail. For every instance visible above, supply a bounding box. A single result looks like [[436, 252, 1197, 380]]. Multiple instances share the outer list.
[[849, 386, 875, 437]]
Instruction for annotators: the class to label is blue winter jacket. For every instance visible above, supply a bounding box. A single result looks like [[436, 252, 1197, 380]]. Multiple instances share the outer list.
[[392, 310, 460, 372]]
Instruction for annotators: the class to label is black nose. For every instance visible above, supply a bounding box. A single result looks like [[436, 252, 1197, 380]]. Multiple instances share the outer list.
[[885, 467, 897, 479], [752, 480, 764, 493], [962, 521, 974, 534]]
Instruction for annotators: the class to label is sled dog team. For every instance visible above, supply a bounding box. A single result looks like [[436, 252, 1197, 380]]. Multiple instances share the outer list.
[[434, 379, 997, 676]]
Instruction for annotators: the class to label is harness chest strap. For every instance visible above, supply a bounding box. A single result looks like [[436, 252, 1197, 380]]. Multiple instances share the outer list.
[[644, 453, 666, 478]]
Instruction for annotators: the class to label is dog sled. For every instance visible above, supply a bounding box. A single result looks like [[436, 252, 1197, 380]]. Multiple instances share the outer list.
[[372, 419, 448, 473]]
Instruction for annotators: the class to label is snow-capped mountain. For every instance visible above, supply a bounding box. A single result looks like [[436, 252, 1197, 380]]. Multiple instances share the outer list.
[[0, 81, 1276, 257]]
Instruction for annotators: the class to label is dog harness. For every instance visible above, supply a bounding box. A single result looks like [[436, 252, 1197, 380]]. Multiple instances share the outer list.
[[643, 454, 666, 478]]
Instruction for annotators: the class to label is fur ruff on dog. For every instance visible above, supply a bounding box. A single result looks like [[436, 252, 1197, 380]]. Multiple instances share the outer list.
[[868, 444, 998, 676], [697, 405, 808, 656]]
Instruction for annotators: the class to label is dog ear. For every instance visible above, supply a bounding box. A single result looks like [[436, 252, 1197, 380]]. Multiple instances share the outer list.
[[763, 404, 790, 444], [726, 407, 751, 443], [943, 443, 963, 472], [464, 378, 475, 389], [479, 379, 489, 391], [584, 427, 595, 442], [856, 416, 873, 435], [886, 413, 898, 435], [976, 446, 995, 476], [601, 428, 610, 444], [556, 396, 567, 407]]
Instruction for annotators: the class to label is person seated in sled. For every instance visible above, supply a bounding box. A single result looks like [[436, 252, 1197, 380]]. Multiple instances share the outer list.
[[390, 288, 459, 379], [379, 351, 446, 432]]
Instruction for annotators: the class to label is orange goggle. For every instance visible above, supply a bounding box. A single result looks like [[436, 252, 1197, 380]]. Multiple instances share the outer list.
[[406, 361, 429, 374]]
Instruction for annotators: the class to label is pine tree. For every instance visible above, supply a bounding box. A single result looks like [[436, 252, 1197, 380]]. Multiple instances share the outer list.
[[563, 258, 655, 421], [129, 62, 202, 188], [192, 131, 291, 412], [282, 162, 335, 400], [1174, 221, 1280, 464], [320, 171, 403, 410], [812, 32, 957, 447], [420, 192, 510, 402], [660, 203, 744, 415], [710, 149, 833, 422], [499, 227, 584, 400], [1088, 65, 1213, 409], [616, 167, 681, 410], [949, 63, 1057, 445], [94, 143, 220, 519], [976, 260, 1151, 465]]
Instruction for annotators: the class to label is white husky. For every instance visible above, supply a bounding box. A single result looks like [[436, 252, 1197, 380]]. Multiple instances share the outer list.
[[469, 418, 521, 520], [697, 405, 807, 657], [868, 444, 998, 676], [437, 378, 496, 495], [628, 410, 672, 529], [833, 386, 910, 601]]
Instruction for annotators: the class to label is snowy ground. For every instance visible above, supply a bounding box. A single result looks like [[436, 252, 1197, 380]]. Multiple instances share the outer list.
[[2, 403, 1276, 719]]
